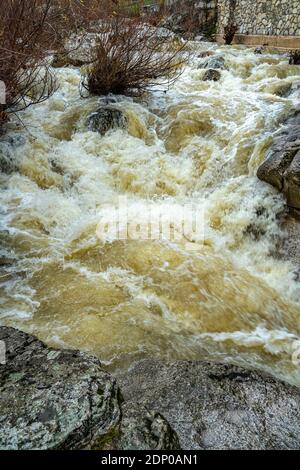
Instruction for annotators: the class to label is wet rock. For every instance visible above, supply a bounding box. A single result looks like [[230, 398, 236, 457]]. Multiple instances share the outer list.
[[254, 46, 264, 54], [278, 215, 300, 267], [202, 69, 221, 82], [0, 145, 18, 173], [110, 406, 180, 451], [289, 50, 300, 65], [86, 106, 128, 135], [257, 113, 300, 209], [116, 360, 300, 450], [198, 50, 214, 58], [200, 54, 226, 70], [0, 135, 25, 173], [274, 83, 293, 97], [0, 327, 121, 450]]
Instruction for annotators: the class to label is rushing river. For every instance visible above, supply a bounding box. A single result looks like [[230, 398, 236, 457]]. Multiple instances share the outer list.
[[1, 43, 300, 385]]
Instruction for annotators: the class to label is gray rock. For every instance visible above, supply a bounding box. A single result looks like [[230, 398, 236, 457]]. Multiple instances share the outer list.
[[0, 327, 121, 450], [201, 54, 226, 70], [254, 46, 264, 54], [202, 69, 221, 82], [86, 106, 128, 135], [274, 83, 293, 97], [198, 51, 215, 58], [257, 113, 300, 208], [277, 215, 300, 269], [110, 405, 180, 450], [0, 135, 25, 174], [116, 359, 300, 450]]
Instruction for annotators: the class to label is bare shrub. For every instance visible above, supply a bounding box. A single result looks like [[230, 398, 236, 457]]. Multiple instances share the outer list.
[[0, 0, 65, 124], [223, 23, 237, 45], [81, 8, 188, 97]]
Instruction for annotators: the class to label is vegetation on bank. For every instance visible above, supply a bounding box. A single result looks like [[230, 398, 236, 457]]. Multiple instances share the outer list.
[[0, 0, 186, 128], [81, 12, 187, 97]]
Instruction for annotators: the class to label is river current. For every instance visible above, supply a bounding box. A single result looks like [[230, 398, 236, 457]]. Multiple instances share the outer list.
[[1, 43, 300, 384]]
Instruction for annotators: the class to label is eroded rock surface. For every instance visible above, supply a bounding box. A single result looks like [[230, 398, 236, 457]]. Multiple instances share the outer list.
[[117, 359, 300, 450], [0, 328, 179, 450], [86, 106, 128, 135], [202, 69, 221, 81], [109, 406, 181, 451], [0, 327, 121, 450], [257, 113, 300, 209]]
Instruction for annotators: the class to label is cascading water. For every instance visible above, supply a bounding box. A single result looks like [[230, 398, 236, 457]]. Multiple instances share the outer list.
[[1, 43, 300, 384]]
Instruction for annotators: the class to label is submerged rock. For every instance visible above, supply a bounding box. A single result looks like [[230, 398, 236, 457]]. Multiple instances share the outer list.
[[198, 50, 214, 58], [200, 54, 226, 70], [257, 113, 300, 209], [202, 69, 221, 82], [278, 214, 300, 267], [0, 327, 121, 450], [254, 46, 264, 54], [0, 134, 25, 174], [86, 106, 128, 135], [117, 360, 300, 450], [289, 50, 300, 65]]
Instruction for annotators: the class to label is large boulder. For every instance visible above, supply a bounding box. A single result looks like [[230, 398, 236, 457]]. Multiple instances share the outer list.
[[0, 327, 179, 451], [257, 113, 300, 209], [200, 54, 226, 70], [117, 360, 300, 450], [0, 327, 121, 450], [86, 106, 128, 135]]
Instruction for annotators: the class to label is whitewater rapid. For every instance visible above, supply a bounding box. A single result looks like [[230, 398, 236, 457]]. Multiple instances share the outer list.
[[1, 43, 300, 384]]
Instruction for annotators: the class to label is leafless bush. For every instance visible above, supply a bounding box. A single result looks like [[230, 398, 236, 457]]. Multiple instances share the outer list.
[[81, 9, 188, 97], [223, 23, 237, 45], [0, 0, 108, 125], [0, 0, 65, 125]]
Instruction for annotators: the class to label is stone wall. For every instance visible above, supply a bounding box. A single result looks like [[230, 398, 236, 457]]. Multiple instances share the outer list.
[[217, 0, 300, 37]]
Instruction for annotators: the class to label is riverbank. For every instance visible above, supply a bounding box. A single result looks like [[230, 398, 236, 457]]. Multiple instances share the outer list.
[[1, 327, 300, 450]]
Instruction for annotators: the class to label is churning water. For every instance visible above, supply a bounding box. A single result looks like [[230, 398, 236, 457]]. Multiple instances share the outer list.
[[1, 43, 300, 384]]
